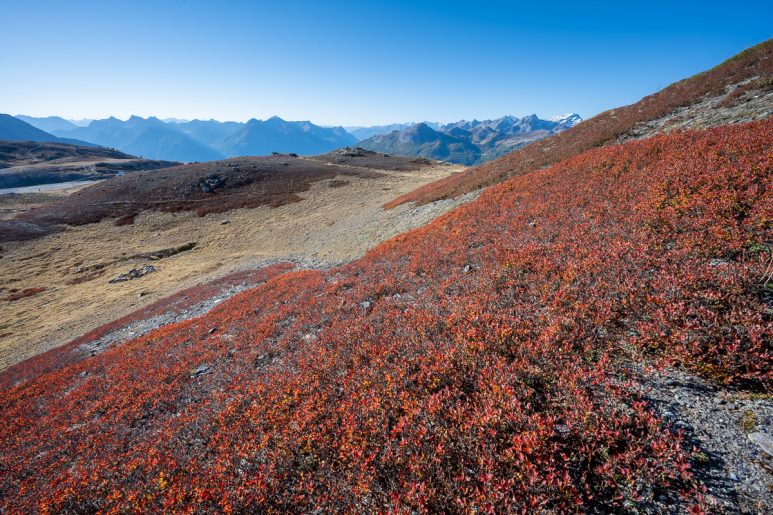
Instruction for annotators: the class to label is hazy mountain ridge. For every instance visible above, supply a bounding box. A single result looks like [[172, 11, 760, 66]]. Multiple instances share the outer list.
[[0, 115, 96, 148], [215, 117, 357, 157], [345, 122, 442, 141], [15, 116, 80, 134], [359, 114, 582, 165], [47, 116, 224, 162], [31, 116, 358, 162]]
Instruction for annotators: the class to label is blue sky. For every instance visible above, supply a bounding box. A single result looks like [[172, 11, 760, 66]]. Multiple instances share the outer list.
[[2, 1, 771, 125]]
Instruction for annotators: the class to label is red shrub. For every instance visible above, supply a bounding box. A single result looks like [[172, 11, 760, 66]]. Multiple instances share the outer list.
[[0, 263, 293, 390], [1, 120, 771, 512], [2, 287, 46, 302]]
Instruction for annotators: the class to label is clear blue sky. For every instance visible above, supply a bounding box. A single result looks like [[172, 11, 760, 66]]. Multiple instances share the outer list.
[[2, 0, 771, 125]]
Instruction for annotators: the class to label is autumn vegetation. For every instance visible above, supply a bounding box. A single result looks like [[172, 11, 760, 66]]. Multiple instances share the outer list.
[[1, 287, 46, 302], [385, 39, 773, 208], [0, 264, 293, 391], [0, 119, 770, 512]]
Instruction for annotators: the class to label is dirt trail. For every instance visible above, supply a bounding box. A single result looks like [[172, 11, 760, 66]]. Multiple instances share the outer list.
[[0, 164, 470, 369]]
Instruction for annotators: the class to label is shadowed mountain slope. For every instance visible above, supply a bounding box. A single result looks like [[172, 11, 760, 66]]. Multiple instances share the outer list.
[[0, 114, 96, 147], [217, 116, 357, 156], [360, 114, 580, 165], [360, 122, 482, 164]]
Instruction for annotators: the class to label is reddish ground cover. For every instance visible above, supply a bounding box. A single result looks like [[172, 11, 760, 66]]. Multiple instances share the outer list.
[[2, 287, 46, 302], [0, 264, 293, 391], [1, 120, 770, 512], [386, 39, 773, 208]]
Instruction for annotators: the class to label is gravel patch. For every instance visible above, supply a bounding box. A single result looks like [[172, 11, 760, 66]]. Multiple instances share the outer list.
[[619, 81, 773, 143], [637, 366, 772, 513]]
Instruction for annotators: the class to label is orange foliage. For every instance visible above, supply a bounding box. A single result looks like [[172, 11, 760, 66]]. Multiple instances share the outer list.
[[1, 120, 771, 512]]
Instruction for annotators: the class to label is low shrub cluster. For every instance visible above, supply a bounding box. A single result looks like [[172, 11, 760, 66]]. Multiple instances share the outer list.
[[1, 120, 770, 511], [0, 264, 293, 391], [2, 287, 46, 302]]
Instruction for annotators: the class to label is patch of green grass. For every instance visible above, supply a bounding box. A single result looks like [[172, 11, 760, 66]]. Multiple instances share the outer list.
[[740, 410, 758, 433]]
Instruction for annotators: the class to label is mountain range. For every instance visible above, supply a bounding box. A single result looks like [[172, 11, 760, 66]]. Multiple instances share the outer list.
[[344, 122, 441, 141], [0, 114, 95, 147], [358, 114, 582, 165], [217, 116, 357, 156], [15, 114, 581, 164], [17, 115, 358, 162]]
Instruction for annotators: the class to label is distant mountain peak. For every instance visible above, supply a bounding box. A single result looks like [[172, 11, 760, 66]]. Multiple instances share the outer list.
[[548, 113, 582, 127], [361, 113, 581, 165]]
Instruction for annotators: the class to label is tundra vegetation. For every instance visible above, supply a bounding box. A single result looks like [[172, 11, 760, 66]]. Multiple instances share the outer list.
[[0, 118, 770, 512]]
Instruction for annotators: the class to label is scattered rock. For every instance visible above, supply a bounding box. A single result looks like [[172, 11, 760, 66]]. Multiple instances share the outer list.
[[129, 242, 196, 261], [220, 219, 230, 225], [109, 265, 156, 283], [462, 264, 473, 273], [198, 175, 225, 193], [190, 364, 210, 378], [636, 365, 773, 512], [748, 432, 773, 458]]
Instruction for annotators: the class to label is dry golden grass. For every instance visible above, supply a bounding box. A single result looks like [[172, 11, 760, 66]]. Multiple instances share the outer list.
[[0, 164, 466, 369]]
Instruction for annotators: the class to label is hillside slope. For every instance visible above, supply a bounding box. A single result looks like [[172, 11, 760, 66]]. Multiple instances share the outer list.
[[0, 114, 95, 147], [0, 151, 462, 367], [0, 141, 177, 189], [1, 119, 769, 512], [0, 140, 134, 168], [1, 151, 432, 241], [387, 39, 773, 207]]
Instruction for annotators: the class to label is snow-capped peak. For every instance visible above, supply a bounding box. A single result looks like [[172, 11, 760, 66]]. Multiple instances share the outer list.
[[548, 113, 582, 127]]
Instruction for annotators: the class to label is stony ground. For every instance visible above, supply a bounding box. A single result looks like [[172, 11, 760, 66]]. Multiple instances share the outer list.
[[630, 363, 773, 513], [619, 80, 773, 142]]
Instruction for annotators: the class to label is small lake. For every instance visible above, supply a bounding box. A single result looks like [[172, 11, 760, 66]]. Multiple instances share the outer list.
[[0, 180, 99, 196]]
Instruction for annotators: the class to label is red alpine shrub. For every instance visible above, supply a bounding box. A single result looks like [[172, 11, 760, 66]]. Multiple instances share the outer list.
[[2, 287, 46, 302], [1, 120, 771, 512]]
